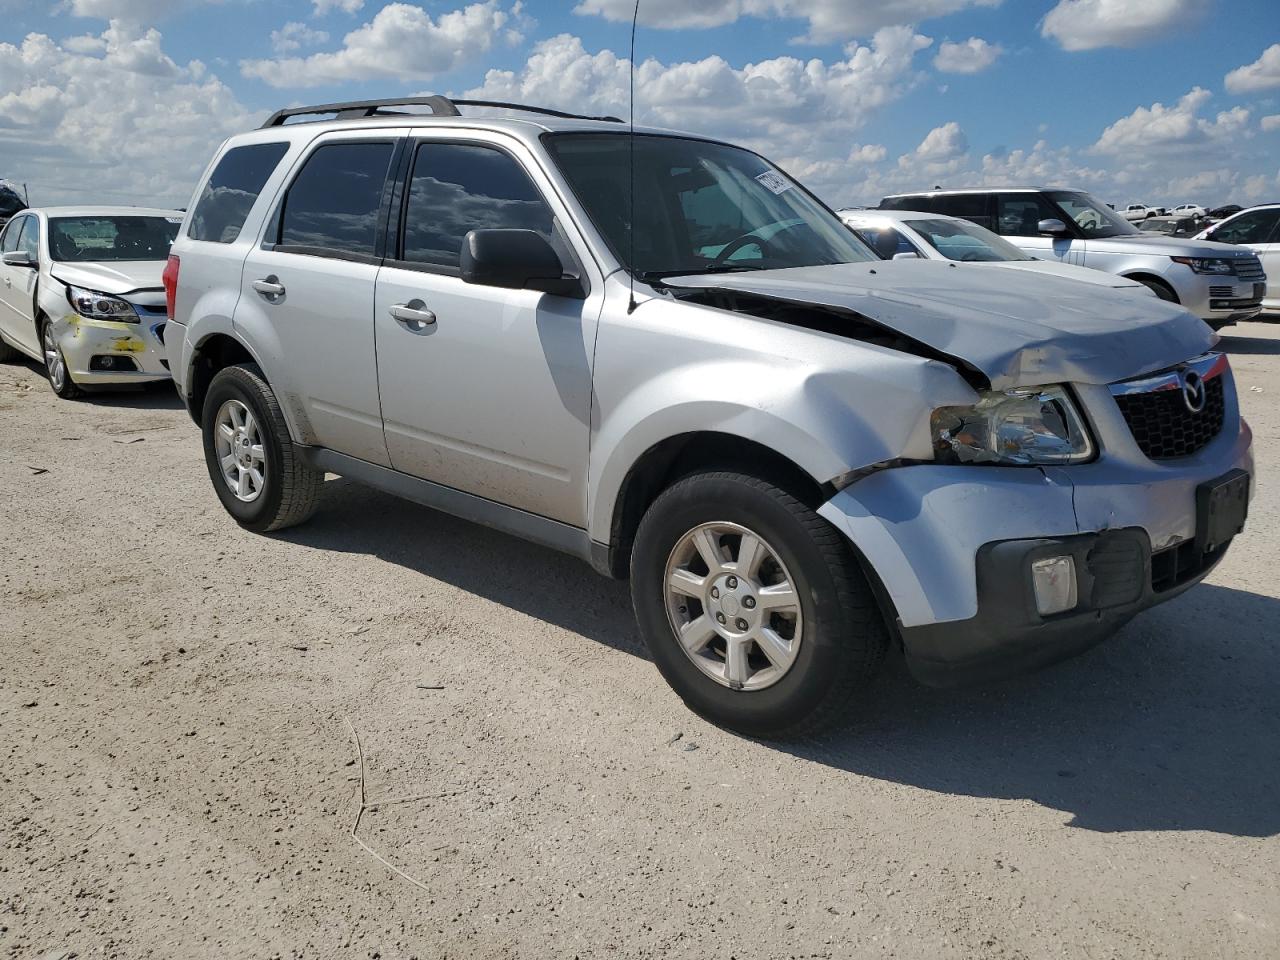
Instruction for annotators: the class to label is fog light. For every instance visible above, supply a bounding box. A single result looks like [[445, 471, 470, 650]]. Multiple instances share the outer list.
[[100, 355, 115, 369], [1031, 556, 1077, 616]]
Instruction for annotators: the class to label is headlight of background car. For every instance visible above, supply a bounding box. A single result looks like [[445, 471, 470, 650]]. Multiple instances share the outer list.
[[66, 285, 138, 322], [1170, 256, 1234, 275], [931, 386, 1094, 465]]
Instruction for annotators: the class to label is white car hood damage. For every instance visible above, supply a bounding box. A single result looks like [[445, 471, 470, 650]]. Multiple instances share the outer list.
[[49, 260, 165, 296], [665, 260, 1214, 390]]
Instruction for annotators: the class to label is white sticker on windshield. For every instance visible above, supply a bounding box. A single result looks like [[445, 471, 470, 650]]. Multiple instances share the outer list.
[[755, 171, 792, 195], [165, 217, 183, 224]]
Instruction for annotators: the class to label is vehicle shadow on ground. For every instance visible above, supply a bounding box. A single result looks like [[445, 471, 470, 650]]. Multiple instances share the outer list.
[[1219, 333, 1280, 356], [285, 480, 1280, 838], [10, 355, 185, 410]]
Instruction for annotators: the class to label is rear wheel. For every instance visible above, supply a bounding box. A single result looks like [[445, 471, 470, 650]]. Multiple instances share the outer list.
[[631, 471, 888, 738], [201, 362, 322, 532], [42, 319, 82, 399]]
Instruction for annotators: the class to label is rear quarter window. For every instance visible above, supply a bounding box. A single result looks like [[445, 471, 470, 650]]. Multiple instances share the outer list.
[[188, 142, 290, 244]]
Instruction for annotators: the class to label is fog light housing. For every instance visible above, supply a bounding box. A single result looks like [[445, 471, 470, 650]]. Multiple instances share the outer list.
[[1031, 556, 1078, 616]]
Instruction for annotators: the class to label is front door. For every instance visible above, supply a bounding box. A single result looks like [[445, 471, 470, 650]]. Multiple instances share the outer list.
[[0, 215, 40, 354], [373, 136, 601, 526], [996, 193, 1084, 264], [1207, 208, 1280, 308], [237, 133, 403, 466]]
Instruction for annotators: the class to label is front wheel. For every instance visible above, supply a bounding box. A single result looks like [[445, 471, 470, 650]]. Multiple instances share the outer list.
[[42, 320, 82, 399], [631, 471, 888, 738], [201, 363, 323, 533]]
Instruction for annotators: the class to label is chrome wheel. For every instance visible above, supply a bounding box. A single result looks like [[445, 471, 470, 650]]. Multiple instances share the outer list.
[[43, 326, 66, 391], [663, 521, 804, 691], [214, 399, 266, 502]]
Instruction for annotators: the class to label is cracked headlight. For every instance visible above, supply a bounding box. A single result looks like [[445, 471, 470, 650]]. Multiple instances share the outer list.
[[931, 385, 1094, 466], [66, 285, 138, 322]]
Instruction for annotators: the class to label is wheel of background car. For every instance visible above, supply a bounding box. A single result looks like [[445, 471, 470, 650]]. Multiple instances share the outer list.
[[1137, 278, 1178, 303], [630, 470, 888, 738], [201, 362, 323, 533], [41, 319, 81, 400]]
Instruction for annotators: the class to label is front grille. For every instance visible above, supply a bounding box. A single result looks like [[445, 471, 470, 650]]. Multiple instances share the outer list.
[[1209, 285, 1233, 298], [1114, 373, 1226, 460], [1234, 256, 1264, 283]]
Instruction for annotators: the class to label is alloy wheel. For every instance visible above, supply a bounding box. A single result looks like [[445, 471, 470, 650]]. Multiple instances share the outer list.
[[43, 326, 66, 391], [663, 521, 804, 691], [214, 398, 267, 502]]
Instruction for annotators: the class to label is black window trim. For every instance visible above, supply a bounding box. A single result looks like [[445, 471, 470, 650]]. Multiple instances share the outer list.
[[17, 214, 40, 259], [382, 135, 586, 286], [262, 135, 404, 267]]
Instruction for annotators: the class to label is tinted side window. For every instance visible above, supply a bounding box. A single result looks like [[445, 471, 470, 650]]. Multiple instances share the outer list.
[[852, 225, 918, 259], [402, 143, 554, 269], [879, 196, 927, 212], [931, 194, 993, 229], [0, 215, 23, 254], [1212, 210, 1280, 245], [18, 217, 39, 260], [189, 142, 289, 243], [996, 194, 1059, 236], [277, 142, 394, 259]]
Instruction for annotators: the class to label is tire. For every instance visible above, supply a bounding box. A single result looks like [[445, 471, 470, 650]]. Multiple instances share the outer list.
[[201, 362, 322, 533], [1137, 277, 1178, 303], [631, 471, 888, 739], [41, 318, 82, 399]]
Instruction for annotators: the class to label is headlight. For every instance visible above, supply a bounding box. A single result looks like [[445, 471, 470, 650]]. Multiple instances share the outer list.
[[931, 385, 1094, 465], [66, 285, 138, 321], [1171, 256, 1234, 275]]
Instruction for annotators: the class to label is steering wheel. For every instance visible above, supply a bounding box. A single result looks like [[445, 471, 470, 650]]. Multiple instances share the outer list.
[[1078, 216, 1099, 230], [709, 220, 809, 269]]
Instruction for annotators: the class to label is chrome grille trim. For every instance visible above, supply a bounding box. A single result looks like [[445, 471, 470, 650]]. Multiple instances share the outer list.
[[1108, 352, 1227, 397]]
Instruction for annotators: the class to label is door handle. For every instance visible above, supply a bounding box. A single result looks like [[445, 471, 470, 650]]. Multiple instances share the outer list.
[[389, 300, 436, 331], [252, 276, 285, 301]]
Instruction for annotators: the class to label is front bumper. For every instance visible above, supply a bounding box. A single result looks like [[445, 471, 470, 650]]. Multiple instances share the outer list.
[[52, 309, 170, 385], [819, 418, 1253, 686], [1176, 271, 1264, 327]]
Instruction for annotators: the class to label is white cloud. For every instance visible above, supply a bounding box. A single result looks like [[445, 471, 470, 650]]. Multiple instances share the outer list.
[[312, 0, 364, 13], [1225, 44, 1280, 94], [64, 0, 208, 22], [1041, 0, 1202, 51], [1092, 87, 1251, 154], [0, 23, 254, 207], [913, 121, 968, 161], [270, 21, 329, 54], [933, 36, 1002, 74], [1261, 114, 1280, 133], [241, 1, 518, 88], [572, 0, 1001, 43]]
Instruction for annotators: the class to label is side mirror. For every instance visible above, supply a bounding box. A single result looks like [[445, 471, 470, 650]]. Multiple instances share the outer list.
[[892, 251, 921, 261], [1037, 218, 1069, 236], [460, 229, 584, 299], [2, 250, 36, 268]]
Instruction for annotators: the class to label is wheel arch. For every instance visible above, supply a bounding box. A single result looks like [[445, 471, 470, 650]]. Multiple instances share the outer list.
[[1120, 271, 1180, 302], [187, 331, 267, 429]]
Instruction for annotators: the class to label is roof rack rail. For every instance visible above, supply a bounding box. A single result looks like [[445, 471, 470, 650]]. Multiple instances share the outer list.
[[260, 96, 622, 129]]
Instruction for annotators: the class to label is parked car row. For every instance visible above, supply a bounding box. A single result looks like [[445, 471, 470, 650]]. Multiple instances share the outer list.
[[0, 97, 1258, 736]]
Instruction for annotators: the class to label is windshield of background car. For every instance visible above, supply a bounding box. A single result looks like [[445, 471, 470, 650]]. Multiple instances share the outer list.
[[1138, 219, 1177, 234], [1047, 191, 1139, 239], [904, 217, 1034, 262], [544, 133, 875, 278], [48, 216, 180, 262]]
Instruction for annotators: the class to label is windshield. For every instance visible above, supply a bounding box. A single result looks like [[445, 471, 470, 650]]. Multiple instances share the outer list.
[[903, 217, 1034, 262], [49, 215, 180, 263], [1046, 191, 1138, 239], [544, 133, 875, 279], [1138, 219, 1177, 235]]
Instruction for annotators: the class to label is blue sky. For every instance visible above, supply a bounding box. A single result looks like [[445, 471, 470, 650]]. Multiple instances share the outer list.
[[1, 0, 1278, 209]]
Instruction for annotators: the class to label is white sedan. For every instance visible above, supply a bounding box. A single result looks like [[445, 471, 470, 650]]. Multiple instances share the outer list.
[[0, 206, 181, 398], [839, 209, 1153, 295]]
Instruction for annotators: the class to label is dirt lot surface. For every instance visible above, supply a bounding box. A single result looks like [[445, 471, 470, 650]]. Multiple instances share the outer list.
[[2, 323, 1279, 960]]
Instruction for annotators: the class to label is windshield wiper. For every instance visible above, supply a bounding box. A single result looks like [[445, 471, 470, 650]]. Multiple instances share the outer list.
[[638, 264, 766, 281]]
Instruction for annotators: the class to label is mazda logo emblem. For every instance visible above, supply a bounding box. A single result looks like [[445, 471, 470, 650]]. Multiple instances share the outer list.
[[1180, 369, 1207, 414]]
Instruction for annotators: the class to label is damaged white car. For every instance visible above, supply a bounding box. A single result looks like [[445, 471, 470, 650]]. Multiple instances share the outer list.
[[0, 206, 180, 398], [166, 99, 1254, 737]]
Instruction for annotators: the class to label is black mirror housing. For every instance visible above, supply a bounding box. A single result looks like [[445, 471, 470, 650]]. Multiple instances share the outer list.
[[460, 229, 584, 298]]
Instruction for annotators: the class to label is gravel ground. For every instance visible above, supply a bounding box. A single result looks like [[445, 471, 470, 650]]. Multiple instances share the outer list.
[[2, 322, 1278, 960]]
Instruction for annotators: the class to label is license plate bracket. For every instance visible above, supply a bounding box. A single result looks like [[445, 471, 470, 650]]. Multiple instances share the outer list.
[[1196, 469, 1250, 554]]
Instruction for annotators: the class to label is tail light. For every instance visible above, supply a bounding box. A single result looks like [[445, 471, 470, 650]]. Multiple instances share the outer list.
[[162, 254, 180, 319]]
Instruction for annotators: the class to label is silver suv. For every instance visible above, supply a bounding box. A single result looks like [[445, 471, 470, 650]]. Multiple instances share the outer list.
[[165, 98, 1253, 736], [881, 188, 1266, 329]]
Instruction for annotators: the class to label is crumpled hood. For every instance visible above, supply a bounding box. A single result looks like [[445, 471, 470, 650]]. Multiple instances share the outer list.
[[49, 260, 165, 297], [665, 260, 1215, 389]]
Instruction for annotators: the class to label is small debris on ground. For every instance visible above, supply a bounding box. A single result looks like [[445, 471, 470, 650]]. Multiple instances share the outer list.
[[27, 466, 49, 475]]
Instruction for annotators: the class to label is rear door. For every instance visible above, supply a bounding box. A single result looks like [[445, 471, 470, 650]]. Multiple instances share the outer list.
[[238, 131, 404, 466], [372, 134, 601, 526]]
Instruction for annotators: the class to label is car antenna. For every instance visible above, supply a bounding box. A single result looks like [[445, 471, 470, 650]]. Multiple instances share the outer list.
[[627, 0, 641, 314]]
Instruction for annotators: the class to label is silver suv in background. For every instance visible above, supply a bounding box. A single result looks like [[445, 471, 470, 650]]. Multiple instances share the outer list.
[[880, 188, 1266, 329], [165, 98, 1252, 736]]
